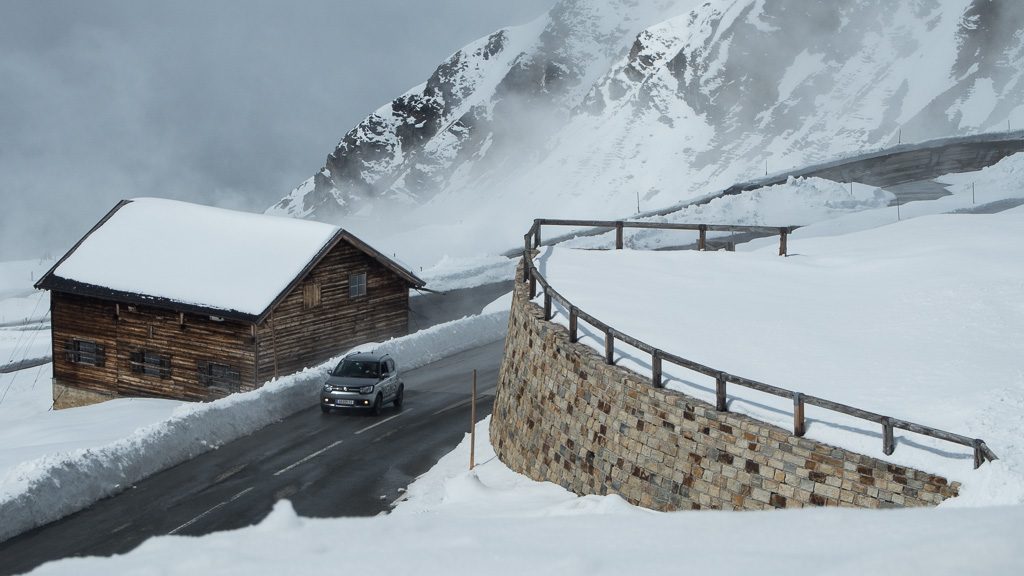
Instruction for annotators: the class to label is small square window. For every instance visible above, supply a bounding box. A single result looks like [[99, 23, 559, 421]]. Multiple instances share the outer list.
[[349, 272, 367, 298], [303, 281, 322, 309], [130, 350, 171, 379], [198, 361, 241, 393], [64, 338, 105, 367]]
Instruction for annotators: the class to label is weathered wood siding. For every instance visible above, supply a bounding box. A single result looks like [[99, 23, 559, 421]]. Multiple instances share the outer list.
[[50, 293, 119, 398], [49, 238, 411, 404], [51, 292, 257, 402], [256, 240, 409, 380]]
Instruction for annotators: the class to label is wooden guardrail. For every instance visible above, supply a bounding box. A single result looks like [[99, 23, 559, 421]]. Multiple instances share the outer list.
[[521, 218, 998, 469]]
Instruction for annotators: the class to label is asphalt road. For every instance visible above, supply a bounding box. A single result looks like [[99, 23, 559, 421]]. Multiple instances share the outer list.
[[0, 339, 505, 576], [409, 280, 513, 332]]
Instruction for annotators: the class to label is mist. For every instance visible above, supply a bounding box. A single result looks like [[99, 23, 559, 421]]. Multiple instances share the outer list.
[[0, 0, 554, 261]]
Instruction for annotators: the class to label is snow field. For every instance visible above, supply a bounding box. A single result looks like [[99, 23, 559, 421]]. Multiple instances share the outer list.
[[0, 259, 52, 375], [533, 209, 1024, 505], [0, 307, 510, 544]]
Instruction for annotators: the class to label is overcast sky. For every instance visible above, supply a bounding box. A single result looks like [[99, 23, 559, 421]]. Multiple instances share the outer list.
[[0, 0, 553, 260]]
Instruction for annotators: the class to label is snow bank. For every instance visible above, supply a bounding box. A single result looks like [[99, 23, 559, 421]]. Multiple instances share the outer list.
[[30, 417, 1024, 576], [0, 308, 508, 544], [416, 254, 518, 294]]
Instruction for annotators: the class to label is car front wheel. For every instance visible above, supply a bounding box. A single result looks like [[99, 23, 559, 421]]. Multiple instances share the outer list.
[[371, 393, 383, 416], [393, 385, 404, 409]]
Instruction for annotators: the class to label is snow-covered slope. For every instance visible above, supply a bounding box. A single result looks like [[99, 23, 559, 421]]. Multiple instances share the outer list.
[[269, 0, 1024, 268]]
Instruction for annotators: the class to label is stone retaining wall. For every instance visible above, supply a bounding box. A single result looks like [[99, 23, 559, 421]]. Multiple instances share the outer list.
[[490, 267, 960, 510]]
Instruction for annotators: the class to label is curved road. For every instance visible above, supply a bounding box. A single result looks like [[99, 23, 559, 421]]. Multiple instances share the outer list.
[[0, 338, 504, 576]]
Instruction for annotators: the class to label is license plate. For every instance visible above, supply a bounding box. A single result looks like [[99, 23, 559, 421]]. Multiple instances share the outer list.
[[336, 399, 354, 406]]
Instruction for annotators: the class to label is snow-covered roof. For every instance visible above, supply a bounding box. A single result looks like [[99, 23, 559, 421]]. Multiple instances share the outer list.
[[36, 198, 423, 321]]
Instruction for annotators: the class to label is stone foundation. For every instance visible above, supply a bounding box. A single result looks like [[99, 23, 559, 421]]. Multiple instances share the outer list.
[[53, 381, 115, 410], [490, 266, 960, 510]]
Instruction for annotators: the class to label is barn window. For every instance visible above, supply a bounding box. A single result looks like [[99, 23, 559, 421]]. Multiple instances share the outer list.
[[198, 361, 241, 393], [64, 339, 105, 367], [303, 281, 322, 309], [349, 272, 367, 298], [130, 350, 171, 379]]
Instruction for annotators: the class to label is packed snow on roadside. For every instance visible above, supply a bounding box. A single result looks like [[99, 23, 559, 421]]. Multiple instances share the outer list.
[[0, 307, 509, 544], [416, 254, 518, 294], [29, 417, 1024, 575], [534, 210, 1024, 506]]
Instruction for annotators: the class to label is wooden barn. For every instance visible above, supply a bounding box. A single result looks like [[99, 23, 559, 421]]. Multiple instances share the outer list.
[[35, 198, 425, 409]]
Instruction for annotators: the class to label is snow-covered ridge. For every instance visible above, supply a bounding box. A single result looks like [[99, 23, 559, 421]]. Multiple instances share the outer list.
[[269, 0, 1024, 272]]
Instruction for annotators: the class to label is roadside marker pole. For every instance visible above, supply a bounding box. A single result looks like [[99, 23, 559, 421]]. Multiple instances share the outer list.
[[470, 369, 477, 470]]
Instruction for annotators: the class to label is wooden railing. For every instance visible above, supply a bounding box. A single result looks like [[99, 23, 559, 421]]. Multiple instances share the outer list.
[[521, 218, 998, 469]]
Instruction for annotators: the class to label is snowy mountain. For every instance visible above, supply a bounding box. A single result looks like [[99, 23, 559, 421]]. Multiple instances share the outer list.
[[268, 0, 1024, 266]]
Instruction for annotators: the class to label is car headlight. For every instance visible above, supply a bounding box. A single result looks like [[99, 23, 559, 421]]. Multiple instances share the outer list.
[[323, 384, 333, 392], [359, 385, 374, 394]]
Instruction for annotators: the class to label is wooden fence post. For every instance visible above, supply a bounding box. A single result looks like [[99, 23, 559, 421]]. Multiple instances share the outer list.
[[615, 221, 624, 250], [569, 307, 578, 343], [882, 417, 894, 455], [534, 224, 542, 249], [522, 236, 531, 282], [715, 373, 727, 411], [699, 225, 707, 251], [651, 352, 662, 388], [793, 393, 805, 437], [973, 439, 984, 469], [604, 329, 614, 364], [470, 369, 477, 470], [543, 293, 552, 320], [529, 272, 537, 299], [779, 228, 788, 256]]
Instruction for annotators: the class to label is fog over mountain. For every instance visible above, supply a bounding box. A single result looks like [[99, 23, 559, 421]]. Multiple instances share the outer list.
[[0, 0, 552, 260], [270, 0, 1024, 267]]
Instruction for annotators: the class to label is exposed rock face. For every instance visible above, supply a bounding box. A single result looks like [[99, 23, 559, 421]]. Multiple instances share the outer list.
[[270, 0, 1024, 243]]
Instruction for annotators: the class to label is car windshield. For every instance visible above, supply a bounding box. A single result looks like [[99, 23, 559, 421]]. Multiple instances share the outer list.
[[332, 360, 380, 379]]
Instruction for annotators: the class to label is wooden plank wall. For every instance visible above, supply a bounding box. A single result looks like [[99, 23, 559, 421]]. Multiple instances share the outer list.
[[51, 293, 119, 397], [256, 241, 409, 380], [51, 292, 256, 402]]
